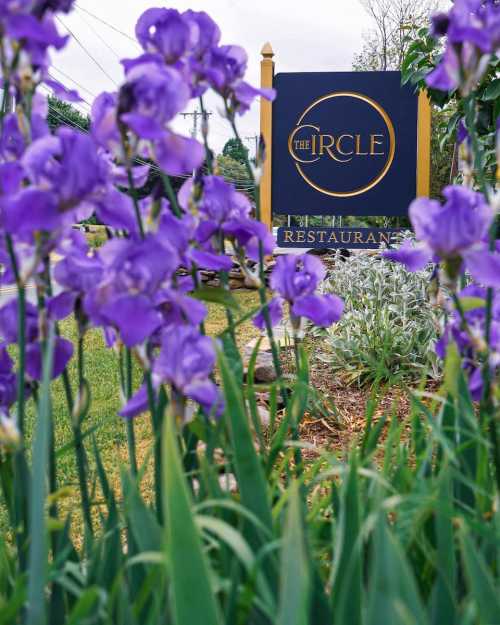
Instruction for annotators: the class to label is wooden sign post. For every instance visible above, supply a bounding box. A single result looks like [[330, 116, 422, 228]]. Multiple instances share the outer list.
[[259, 42, 274, 231]]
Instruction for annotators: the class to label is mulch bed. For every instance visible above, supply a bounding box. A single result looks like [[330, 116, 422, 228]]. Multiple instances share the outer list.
[[275, 333, 438, 461]]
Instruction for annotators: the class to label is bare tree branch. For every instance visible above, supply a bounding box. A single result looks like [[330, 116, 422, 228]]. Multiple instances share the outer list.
[[355, 0, 442, 71]]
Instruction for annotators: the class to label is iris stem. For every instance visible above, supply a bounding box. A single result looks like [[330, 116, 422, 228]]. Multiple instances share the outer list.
[[146, 372, 164, 524], [125, 166, 145, 239], [74, 333, 93, 534], [160, 171, 182, 218], [125, 348, 138, 475]]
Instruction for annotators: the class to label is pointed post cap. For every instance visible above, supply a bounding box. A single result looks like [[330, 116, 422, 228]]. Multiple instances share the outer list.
[[261, 42, 274, 59]]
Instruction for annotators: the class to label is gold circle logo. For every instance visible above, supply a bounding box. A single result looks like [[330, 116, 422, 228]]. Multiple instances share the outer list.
[[288, 92, 396, 198]]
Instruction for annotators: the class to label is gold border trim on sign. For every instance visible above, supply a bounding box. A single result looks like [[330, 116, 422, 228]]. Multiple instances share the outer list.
[[290, 91, 396, 198]]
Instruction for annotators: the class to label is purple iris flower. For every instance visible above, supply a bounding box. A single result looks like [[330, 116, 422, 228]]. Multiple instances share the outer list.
[[154, 288, 208, 328], [47, 291, 76, 321], [270, 254, 325, 301], [154, 130, 204, 176], [91, 92, 121, 155], [44, 78, 81, 103], [193, 175, 251, 225], [269, 254, 344, 327], [385, 186, 492, 275], [158, 210, 196, 263], [183, 10, 221, 59], [206, 45, 276, 115], [119, 57, 190, 140], [3, 128, 113, 241], [83, 235, 179, 347], [0, 111, 49, 161], [179, 175, 274, 262], [116, 56, 204, 175], [382, 240, 432, 272], [464, 247, 500, 287], [2, 1, 75, 17], [206, 45, 248, 93], [135, 8, 198, 63], [0, 296, 72, 382], [120, 323, 223, 419], [54, 247, 103, 294], [446, 0, 497, 52], [427, 0, 500, 93], [93, 187, 142, 236], [22, 127, 109, 208], [181, 10, 221, 95], [0, 162, 24, 197], [231, 81, 276, 115], [153, 325, 222, 414], [411, 186, 492, 254], [253, 297, 284, 331], [0, 298, 39, 344], [37, 0, 75, 13], [25, 337, 73, 381], [5, 12, 68, 50], [223, 218, 275, 261], [435, 283, 500, 399], [430, 12, 450, 37], [426, 45, 461, 92]]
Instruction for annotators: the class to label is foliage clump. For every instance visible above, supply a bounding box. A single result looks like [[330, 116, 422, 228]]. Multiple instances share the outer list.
[[321, 250, 440, 385]]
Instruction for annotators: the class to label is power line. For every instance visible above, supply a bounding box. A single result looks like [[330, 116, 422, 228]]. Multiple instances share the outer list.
[[75, 9, 123, 61], [49, 67, 98, 100], [73, 3, 141, 47], [56, 15, 119, 87]]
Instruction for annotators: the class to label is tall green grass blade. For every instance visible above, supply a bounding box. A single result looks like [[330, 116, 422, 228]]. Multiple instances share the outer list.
[[218, 349, 273, 535], [26, 328, 55, 625], [123, 474, 162, 554], [197, 515, 255, 573], [366, 517, 428, 625], [455, 373, 480, 509], [163, 411, 222, 625], [277, 482, 310, 625], [430, 466, 456, 625], [332, 453, 362, 625], [459, 527, 500, 624], [66, 586, 102, 625]]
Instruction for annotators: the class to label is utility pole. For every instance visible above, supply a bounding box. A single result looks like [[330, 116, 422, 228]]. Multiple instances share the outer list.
[[181, 108, 212, 139], [245, 134, 259, 161]]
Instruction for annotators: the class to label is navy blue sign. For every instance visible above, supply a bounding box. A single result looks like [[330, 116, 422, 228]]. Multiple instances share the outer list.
[[277, 227, 404, 249], [272, 71, 418, 217]]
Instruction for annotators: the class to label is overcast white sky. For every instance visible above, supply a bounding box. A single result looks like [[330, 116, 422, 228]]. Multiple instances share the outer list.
[[51, 0, 377, 154]]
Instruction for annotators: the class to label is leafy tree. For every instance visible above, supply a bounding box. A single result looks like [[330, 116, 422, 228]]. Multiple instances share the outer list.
[[47, 95, 90, 132], [222, 137, 249, 164], [402, 26, 499, 192], [216, 154, 252, 193]]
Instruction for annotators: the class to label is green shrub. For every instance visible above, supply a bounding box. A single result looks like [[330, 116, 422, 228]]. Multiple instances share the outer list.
[[320, 250, 441, 385]]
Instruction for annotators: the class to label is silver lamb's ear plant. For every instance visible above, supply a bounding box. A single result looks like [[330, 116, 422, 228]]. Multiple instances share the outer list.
[[320, 249, 442, 385]]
